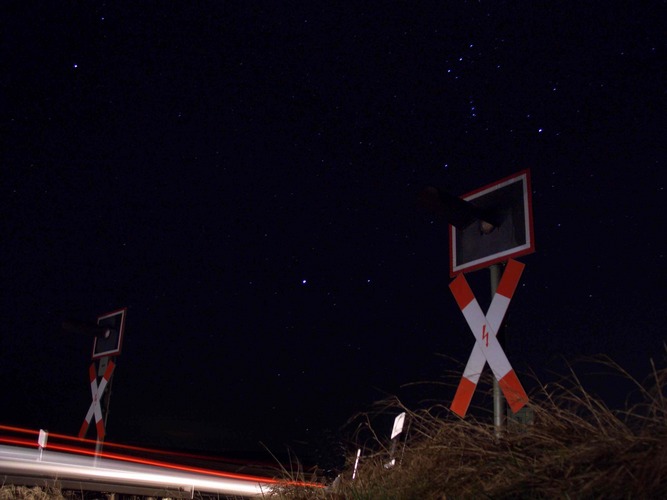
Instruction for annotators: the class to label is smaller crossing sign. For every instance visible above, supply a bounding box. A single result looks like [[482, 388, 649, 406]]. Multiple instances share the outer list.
[[79, 360, 115, 440], [450, 259, 528, 416]]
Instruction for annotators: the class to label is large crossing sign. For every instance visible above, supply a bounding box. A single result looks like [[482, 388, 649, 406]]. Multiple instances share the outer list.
[[421, 170, 534, 423], [449, 259, 528, 416]]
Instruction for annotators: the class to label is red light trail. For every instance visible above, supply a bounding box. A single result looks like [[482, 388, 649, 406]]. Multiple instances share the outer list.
[[0, 424, 325, 496]]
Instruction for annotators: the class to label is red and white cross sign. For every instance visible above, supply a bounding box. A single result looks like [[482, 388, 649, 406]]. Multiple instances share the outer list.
[[78, 360, 115, 440], [449, 259, 528, 417]]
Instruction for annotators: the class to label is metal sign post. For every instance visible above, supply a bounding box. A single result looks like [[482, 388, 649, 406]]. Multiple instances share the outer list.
[[490, 264, 505, 436]]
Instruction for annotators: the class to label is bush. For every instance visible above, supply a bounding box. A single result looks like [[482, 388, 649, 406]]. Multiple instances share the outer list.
[[273, 354, 667, 499]]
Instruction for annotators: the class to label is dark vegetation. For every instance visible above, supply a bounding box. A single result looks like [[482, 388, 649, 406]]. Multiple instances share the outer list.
[[274, 353, 667, 499]]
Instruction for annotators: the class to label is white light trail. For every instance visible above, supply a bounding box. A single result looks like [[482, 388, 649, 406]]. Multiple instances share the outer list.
[[0, 445, 275, 497]]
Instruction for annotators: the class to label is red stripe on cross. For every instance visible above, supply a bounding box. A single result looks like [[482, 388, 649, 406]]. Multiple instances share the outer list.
[[449, 274, 475, 310], [96, 419, 106, 440], [496, 259, 524, 299], [451, 377, 476, 417], [498, 369, 529, 413], [78, 420, 89, 440]]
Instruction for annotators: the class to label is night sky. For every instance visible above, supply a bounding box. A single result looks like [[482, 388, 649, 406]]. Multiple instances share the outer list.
[[2, 2, 665, 466]]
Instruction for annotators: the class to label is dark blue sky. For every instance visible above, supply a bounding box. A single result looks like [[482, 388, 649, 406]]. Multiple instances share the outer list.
[[2, 2, 665, 466]]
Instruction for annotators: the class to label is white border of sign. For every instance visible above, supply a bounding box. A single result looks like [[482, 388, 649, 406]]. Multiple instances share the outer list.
[[92, 308, 127, 359], [449, 169, 535, 276]]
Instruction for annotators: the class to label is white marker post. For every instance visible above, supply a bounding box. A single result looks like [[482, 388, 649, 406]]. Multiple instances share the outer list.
[[385, 412, 406, 468], [352, 448, 362, 480], [37, 429, 48, 461]]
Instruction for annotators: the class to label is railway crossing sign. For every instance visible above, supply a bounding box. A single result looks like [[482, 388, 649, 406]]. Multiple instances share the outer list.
[[420, 170, 534, 426], [64, 307, 127, 443], [79, 360, 115, 440], [449, 259, 528, 416]]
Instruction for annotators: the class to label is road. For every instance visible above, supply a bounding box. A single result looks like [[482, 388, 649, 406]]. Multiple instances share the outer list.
[[0, 443, 314, 498]]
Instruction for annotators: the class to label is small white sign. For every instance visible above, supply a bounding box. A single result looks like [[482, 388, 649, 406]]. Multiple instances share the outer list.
[[391, 412, 406, 439], [38, 429, 48, 449]]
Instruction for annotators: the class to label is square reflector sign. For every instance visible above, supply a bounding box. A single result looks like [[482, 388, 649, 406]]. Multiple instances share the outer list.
[[449, 170, 535, 276], [92, 308, 127, 359]]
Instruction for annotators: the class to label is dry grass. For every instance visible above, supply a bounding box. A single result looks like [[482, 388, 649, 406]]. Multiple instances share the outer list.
[[0, 485, 66, 500], [272, 354, 667, 499]]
